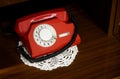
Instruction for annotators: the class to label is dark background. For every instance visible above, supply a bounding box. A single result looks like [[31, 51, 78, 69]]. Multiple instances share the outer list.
[[0, 0, 113, 33]]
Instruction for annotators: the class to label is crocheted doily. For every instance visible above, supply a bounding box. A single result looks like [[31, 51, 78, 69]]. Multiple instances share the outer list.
[[20, 44, 78, 71]]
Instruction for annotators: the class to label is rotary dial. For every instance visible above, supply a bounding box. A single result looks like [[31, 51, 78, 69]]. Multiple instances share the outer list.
[[33, 24, 57, 47]]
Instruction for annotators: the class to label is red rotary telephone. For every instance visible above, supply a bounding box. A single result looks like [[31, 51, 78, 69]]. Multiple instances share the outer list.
[[15, 8, 81, 63]]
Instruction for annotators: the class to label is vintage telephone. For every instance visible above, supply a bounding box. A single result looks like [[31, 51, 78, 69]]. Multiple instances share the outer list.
[[15, 8, 81, 70]]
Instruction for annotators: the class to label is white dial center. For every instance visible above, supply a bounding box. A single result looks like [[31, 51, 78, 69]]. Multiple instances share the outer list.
[[40, 29, 52, 41]]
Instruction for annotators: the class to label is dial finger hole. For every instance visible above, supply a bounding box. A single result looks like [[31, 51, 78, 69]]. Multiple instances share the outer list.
[[47, 43, 50, 45], [43, 43, 46, 46], [39, 41, 41, 44], [35, 35, 37, 37], [50, 41, 53, 43], [36, 31, 38, 34], [37, 39, 39, 41]]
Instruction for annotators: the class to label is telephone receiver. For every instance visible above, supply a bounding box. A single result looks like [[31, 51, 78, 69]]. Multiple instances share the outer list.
[[15, 8, 81, 63]]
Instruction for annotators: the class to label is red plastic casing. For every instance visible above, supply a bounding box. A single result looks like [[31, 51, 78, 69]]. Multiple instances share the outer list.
[[15, 8, 81, 58]]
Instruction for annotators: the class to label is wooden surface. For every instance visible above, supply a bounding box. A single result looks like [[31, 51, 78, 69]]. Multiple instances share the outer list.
[[0, 0, 26, 7], [0, 5, 120, 79], [114, 0, 120, 36], [108, 0, 118, 36], [76, 0, 112, 35]]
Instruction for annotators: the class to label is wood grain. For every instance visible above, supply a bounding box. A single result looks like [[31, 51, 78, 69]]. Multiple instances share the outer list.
[[0, 0, 26, 7]]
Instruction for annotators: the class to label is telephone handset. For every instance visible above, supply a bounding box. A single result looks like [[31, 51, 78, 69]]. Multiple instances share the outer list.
[[15, 8, 81, 62]]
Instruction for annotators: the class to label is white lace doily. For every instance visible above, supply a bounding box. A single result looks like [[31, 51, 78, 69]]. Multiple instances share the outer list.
[[20, 44, 78, 71]]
